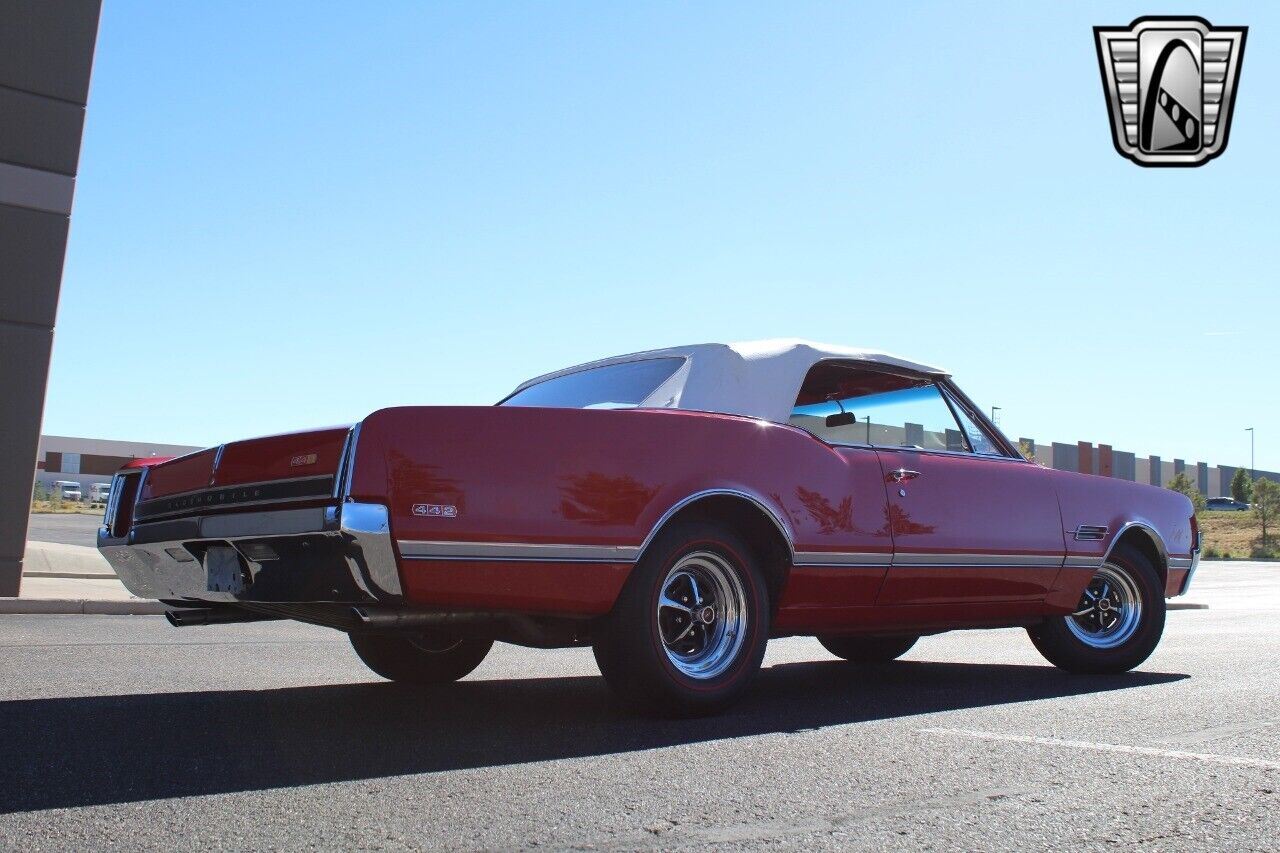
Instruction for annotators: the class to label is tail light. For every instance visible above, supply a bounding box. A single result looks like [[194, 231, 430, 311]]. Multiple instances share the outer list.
[[105, 472, 143, 538]]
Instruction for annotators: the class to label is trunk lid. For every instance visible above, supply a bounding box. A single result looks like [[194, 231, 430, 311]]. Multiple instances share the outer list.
[[135, 426, 352, 522]]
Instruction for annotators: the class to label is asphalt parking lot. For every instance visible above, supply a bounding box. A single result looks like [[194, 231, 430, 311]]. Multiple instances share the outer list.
[[0, 562, 1276, 851], [25, 512, 102, 547]]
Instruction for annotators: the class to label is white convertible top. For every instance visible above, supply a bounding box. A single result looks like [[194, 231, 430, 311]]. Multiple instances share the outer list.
[[510, 338, 948, 425]]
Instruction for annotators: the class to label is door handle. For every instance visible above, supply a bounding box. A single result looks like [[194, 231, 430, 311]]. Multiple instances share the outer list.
[[888, 468, 921, 483]]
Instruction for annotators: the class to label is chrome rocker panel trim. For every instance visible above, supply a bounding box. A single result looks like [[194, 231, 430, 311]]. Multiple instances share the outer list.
[[97, 502, 403, 604], [398, 540, 641, 564]]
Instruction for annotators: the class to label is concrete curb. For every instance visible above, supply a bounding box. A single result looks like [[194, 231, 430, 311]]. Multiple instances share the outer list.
[[21, 570, 118, 580], [0, 599, 169, 615]]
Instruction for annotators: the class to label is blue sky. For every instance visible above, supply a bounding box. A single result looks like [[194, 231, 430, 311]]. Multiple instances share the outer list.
[[46, 1, 1277, 472]]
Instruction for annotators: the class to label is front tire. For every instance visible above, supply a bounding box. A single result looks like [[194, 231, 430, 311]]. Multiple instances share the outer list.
[[593, 520, 770, 716], [349, 631, 493, 684], [1027, 543, 1165, 674], [818, 634, 917, 663]]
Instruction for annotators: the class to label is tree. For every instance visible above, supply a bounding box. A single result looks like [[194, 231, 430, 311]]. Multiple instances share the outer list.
[[1167, 472, 1205, 516], [1018, 440, 1038, 464], [1230, 468, 1254, 503], [1252, 477, 1280, 547]]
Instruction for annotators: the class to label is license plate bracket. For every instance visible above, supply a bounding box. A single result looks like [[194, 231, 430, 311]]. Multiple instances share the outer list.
[[205, 545, 248, 594]]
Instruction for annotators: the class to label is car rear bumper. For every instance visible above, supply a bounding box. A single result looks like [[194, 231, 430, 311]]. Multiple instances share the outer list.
[[1178, 547, 1201, 596], [97, 502, 403, 604], [1171, 532, 1202, 597]]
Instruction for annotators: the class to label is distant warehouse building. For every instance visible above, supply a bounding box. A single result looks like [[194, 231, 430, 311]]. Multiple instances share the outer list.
[[33, 434, 201, 497], [1018, 438, 1279, 495]]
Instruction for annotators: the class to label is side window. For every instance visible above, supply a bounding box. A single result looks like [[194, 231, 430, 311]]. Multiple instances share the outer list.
[[946, 393, 1004, 456], [788, 363, 970, 452]]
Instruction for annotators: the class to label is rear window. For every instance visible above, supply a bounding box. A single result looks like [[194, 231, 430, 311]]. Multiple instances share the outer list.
[[501, 357, 685, 409]]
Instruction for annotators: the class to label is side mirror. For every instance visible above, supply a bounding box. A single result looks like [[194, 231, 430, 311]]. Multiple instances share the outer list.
[[825, 411, 857, 428]]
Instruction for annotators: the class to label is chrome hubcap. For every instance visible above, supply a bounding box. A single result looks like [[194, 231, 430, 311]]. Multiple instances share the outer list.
[[1067, 563, 1143, 649], [656, 551, 748, 680]]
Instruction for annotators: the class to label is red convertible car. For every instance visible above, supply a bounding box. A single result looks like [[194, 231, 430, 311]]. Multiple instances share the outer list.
[[99, 340, 1199, 714]]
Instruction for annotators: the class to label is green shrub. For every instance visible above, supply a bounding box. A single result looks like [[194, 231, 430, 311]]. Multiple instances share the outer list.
[[1167, 472, 1205, 516], [1253, 478, 1280, 547], [1230, 468, 1253, 503]]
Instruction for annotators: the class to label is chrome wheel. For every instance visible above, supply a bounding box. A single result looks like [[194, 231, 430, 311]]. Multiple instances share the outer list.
[[656, 551, 748, 680], [1066, 563, 1143, 649]]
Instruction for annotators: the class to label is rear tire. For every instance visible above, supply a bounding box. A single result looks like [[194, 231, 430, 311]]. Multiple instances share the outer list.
[[1027, 543, 1165, 674], [593, 520, 770, 716], [349, 631, 493, 684], [818, 634, 917, 663]]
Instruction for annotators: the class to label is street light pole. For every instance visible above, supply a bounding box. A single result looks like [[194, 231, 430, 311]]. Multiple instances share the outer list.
[[990, 406, 1001, 426], [1247, 427, 1255, 479]]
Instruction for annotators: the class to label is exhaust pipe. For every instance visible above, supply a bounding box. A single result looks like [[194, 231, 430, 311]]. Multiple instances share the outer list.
[[350, 606, 584, 648], [350, 606, 490, 630], [165, 607, 286, 627]]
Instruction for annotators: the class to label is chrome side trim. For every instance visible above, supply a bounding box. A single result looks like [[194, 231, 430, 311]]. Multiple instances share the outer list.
[[793, 550, 889, 567], [1102, 521, 1171, 567], [892, 552, 1063, 568], [394, 540, 1066, 570], [102, 472, 127, 532], [1168, 557, 1194, 570], [139, 474, 334, 505], [334, 422, 361, 500], [835, 443, 1031, 465], [208, 444, 227, 487], [1064, 555, 1105, 568], [636, 488, 796, 561], [397, 540, 640, 563]]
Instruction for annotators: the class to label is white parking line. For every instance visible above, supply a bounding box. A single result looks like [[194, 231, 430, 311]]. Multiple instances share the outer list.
[[921, 727, 1280, 771]]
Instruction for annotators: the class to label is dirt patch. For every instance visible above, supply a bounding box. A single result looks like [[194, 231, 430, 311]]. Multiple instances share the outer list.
[[1199, 510, 1277, 559]]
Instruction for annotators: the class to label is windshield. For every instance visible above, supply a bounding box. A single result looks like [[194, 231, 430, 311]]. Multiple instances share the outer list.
[[501, 357, 685, 409]]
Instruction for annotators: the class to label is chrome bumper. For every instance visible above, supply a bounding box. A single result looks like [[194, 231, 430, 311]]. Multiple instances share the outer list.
[[1177, 540, 1202, 597], [97, 502, 403, 604]]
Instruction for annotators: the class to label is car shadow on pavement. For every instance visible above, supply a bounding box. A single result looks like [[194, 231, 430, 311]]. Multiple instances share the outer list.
[[0, 660, 1187, 813]]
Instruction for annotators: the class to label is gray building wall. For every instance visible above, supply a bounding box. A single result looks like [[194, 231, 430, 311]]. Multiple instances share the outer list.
[[0, 0, 102, 596], [1114, 451, 1136, 482], [1052, 442, 1078, 472], [1220, 465, 1237, 496]]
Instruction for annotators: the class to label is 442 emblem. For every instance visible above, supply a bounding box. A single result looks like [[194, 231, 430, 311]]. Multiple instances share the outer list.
[[412, 503, 457, 518]]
